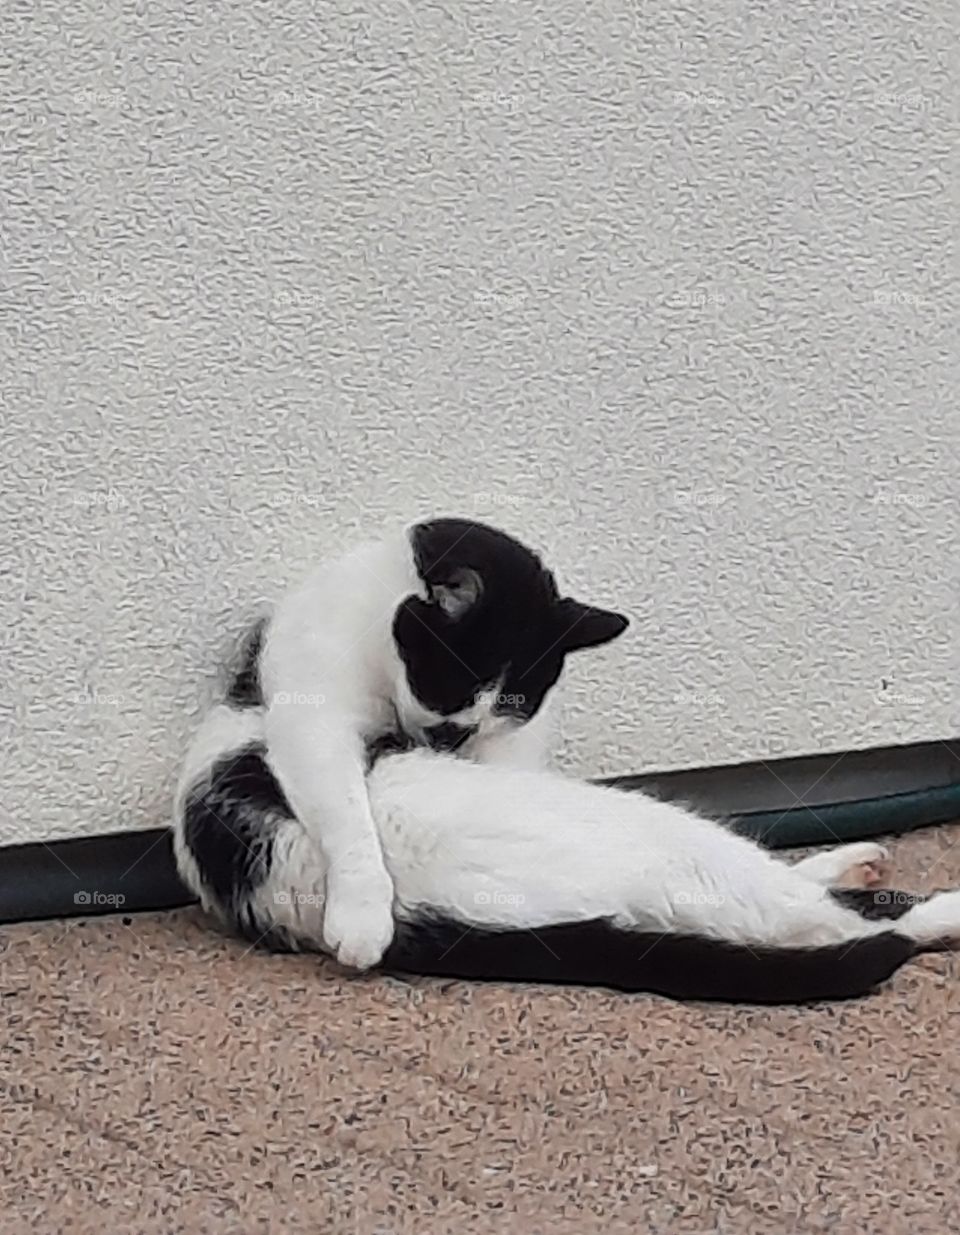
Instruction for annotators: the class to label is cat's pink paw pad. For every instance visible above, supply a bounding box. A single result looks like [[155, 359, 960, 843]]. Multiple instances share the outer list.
[[835, 845, 892, 889]]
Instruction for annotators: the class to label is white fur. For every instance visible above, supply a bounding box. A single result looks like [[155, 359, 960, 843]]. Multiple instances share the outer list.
[[369, 753, 891, 948], [259, 531, 422, 968], [790, 842, 889, 886], [251, 528, 556, 967], [178, 709, 960, 955], [896, 891, 960, 945], [172, 703, 267, 905]]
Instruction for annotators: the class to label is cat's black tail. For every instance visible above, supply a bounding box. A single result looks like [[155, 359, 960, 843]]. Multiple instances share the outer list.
[[383, 914, 917, 1004], [226, 617, 268, 708]]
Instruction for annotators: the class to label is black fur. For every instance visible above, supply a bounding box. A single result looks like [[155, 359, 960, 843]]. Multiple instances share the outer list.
[[226, 620, 267, 708], [394, 518, 628, 719], [830, 887, 927, 920], [383, 913, 917, 1004], [181, 744, 293, 946], [423, 721, 476, 752], [194, 606, 924, 1000], [183, 729, 921, 999], [364, 727, 416, 769]]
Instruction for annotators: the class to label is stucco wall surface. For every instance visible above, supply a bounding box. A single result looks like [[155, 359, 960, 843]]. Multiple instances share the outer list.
[[2, 1, 955, 840]]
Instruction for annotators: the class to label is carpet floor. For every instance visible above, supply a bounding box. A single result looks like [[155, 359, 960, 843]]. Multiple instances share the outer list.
[[2, 824, 959, 1235]]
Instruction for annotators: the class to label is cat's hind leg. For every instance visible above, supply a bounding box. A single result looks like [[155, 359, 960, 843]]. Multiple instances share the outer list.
[[895, 890, 960, 949], [176, 739, 326, 953], [791, 842, 892, 889]]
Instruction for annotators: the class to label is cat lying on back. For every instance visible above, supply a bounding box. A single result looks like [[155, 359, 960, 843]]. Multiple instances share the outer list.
[[175, 674, 960, 1002], [178, 517, 627, 968]]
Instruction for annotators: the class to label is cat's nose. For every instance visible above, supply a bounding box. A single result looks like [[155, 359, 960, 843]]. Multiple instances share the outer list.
[[423, 722, 476, 752]]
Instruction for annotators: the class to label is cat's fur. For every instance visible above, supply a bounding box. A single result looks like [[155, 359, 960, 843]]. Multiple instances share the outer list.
[[182, 517, 627, 968], [174, 694, 960, 1003]]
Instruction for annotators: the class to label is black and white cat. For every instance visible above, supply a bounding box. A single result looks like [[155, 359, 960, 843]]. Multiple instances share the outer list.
[[175, 517, 628, 969], [176, 694, 960, 1003], [174, 519, 960, 1004]]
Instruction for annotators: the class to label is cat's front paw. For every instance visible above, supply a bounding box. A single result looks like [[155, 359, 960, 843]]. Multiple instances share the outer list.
[[323, 876, 396, 970]]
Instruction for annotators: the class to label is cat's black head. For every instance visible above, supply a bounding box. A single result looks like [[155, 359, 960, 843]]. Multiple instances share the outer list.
[[392, 518, 628, 735]]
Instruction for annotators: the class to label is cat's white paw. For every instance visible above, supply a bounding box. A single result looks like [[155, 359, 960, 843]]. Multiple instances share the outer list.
[[323, 875, 396, 970], [794, 842, 892, 888], [833, 843, 892, 889]]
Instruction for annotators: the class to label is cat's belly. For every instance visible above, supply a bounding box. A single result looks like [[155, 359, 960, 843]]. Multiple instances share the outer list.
[[368, 751, 628, 926], [366, 750, 825, 934]]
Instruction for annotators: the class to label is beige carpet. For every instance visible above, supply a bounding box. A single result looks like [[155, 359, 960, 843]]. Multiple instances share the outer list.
[[2, 825, 959, 1235]]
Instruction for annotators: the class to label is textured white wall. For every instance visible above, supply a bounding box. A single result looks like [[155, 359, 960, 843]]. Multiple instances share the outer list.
[[2, 1, 956, 843]]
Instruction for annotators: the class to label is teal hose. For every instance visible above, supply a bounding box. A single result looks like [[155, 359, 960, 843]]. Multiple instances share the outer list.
[[730, 784, 960, 848]]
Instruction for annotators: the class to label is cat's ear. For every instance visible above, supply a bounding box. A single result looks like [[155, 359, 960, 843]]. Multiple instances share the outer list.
[[431, 567, 483, 621], [553, 598, 629, 651]]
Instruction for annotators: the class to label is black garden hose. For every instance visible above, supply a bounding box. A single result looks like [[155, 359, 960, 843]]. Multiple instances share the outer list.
[[0, 828, 194, 924]]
